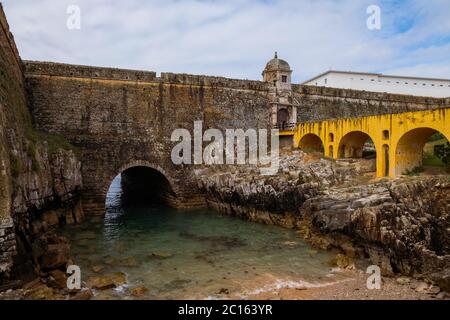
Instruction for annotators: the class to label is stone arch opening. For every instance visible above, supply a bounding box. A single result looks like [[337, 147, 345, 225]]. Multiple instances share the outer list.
[[298, 134, 324, 153], [106, 165, 177, 209], [277, 108, 290, 129], [395, 128, 450, 176], [338, 131, 375, 159]]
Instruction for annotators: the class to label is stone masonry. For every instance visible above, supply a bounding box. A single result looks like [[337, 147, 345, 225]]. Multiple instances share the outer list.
[[24, 60, 450, 215]]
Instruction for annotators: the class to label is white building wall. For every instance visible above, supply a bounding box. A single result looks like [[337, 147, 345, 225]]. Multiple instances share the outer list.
[[304, 72, 450, 98]]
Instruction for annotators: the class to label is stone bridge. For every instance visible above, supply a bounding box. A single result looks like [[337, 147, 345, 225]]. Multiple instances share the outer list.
[[24, 61, 271, 214], [282, 108, 450, 177], [23, 60, 450, 215]]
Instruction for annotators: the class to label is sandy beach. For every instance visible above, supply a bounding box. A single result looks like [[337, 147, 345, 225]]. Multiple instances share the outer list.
[[243, 270, 448, 300]]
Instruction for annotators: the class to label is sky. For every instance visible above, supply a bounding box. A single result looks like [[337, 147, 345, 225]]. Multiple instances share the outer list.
[[2, 0, 450, 83]]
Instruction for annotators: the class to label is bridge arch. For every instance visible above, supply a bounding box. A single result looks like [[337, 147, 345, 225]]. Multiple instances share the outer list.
[[298, 133, 324, 153], [337, 131, 376, 159], [394, 127, 450, 176], [104, 160, 178, 208]]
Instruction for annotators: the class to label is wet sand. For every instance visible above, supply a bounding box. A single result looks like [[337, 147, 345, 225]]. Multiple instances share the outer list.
[[243, 270, 448, 300]]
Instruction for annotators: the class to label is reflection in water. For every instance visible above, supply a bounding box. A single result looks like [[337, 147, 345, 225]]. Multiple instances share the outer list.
[[62, 175, 347, 299]]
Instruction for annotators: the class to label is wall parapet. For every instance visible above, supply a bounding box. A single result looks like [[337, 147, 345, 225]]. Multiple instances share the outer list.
[[24, 61, 269, 91], [159, 72, 267, 91], [24, 61, 158, 82], [293, 84, 450, 106]]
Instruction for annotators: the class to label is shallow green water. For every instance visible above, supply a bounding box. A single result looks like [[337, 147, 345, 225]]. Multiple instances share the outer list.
[[62, 176, 347, 299]]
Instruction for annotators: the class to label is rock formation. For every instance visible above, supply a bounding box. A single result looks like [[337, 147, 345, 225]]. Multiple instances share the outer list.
[[0, 4, 82, 284], [196, 150, 450, 287]]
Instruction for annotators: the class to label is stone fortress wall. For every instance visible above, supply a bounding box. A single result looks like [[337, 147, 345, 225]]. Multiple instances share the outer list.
[[24, 61, 271, 214], [0, 4, 83, 282], [23, 58, 450, 214], [293, 84, 450, 122], [0, 2, 19, 278]]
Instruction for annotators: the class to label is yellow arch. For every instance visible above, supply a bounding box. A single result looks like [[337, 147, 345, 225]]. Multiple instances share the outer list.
[[394, 127, 450, 176], [337, 131, 375, 159], [298, 133, 324, 153], [293, 108, 450, 178]]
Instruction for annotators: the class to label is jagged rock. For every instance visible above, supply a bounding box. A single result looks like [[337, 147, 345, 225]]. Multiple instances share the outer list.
[[24, 284, 61, 300], [41, 211, 60, 227], [40, 237, 70, 270], [87, 276, 115, 290], [329, 254, 355, 270], [131, 285, 148, 297], [428, 285, 441, 295], [415, 282, 430, 293], [69, 288, 93, 300], [396, 277, 411, 285], [196, 153, 450, 278], [47, 269, 67, 289], [87, 272, 126, 290], [436, 291, 450, 299], [429, 270, 450, 292]]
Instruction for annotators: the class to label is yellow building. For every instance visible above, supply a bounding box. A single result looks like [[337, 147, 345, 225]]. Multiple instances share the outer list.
[[283, 108, 450, 178]]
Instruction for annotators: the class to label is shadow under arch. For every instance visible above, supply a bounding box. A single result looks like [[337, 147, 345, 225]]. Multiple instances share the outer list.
[[298, 133, 324, 153], [338, 131, 376, 159], [395, 127, 450, 176], [105, 161, 177, 208]]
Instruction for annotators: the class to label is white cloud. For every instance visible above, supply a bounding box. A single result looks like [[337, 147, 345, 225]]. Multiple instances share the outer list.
[[2, 0, 450, 82]]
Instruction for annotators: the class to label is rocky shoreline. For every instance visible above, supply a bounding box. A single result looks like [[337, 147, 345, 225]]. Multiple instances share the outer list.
[[1, 150, 449, 300], [243, 270, 449, 300], [196, 150, 450, 294]]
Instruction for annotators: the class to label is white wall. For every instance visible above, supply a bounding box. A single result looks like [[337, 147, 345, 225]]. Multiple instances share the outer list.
[[304, 72, 450, 98]]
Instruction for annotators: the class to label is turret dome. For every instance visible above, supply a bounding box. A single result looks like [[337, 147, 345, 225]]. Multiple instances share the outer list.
[[264, 52, 291, 72]]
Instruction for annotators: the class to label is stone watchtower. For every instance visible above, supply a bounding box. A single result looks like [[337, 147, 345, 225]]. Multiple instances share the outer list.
[[262, 52, 297, 130]]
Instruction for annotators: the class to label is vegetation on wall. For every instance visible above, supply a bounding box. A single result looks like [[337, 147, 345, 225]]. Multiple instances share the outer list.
[[9, 155, 23, 178], [435, 142, 450, 168], [26, 126, 81, 157]]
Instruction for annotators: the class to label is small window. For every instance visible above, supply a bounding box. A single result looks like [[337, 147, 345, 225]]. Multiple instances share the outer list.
[[273, 80, 277, 85], [383, 130, 389, 140], [282, 75, 288, 83], [329, 133, 334, 142], [324, 78, 327, 84]]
